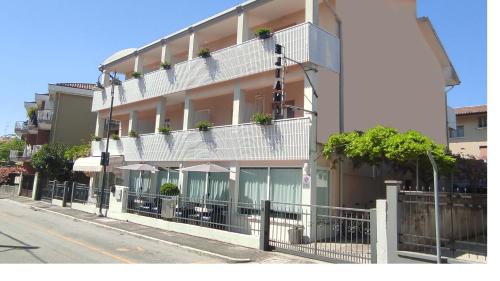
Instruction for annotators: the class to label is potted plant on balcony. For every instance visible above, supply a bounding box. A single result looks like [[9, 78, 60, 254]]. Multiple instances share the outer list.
[[94, 136, 102, 141], [195, 120, 212, 132], [255, 28, 272, 39], [111, 134, 120, 140], [27, 107, 38, 123], [252, 112, 273, 126], [132, 72, 143, 79], [158, 126, 172, 135], [128, 130, 138, 138], [160, 61, 172, 70], [198, 48, 211, 58]]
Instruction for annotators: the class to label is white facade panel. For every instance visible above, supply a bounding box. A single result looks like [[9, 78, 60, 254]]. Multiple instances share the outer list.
[[91, 118, 310, 162], [92, 23, 340, 112]]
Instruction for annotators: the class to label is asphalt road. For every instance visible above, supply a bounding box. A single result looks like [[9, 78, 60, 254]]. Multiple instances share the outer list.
[[0, 199, 225, 264]]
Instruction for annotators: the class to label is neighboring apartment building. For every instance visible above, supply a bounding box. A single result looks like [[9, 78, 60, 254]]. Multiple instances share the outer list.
[[449, 105, 487, 161], [86, 0, 458, 208], [11, 83, 97, 196]]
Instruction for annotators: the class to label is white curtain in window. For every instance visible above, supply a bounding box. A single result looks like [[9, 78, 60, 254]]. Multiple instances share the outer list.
[[169, 170, 179, 186], [270, 168, 301, 212], [238, 168, 268, 206], [129, 171, 141, 194], [156, 170, 169, 192], [208, 173, 229, 201], [187, 172, 206, 200]]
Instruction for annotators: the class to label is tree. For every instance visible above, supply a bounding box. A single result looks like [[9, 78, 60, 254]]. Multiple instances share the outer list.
[[323, 126, 456, 186], [0, 138, 25, 163], [31, 143, 69, 180], [64, 141, 91, 161]]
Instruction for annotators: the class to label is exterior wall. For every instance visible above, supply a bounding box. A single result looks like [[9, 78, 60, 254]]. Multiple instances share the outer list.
[[50, 93, 96, 145], [449, 114, 487, 159], [25, 130, 50, 146], [336, 0, 447, 144], [191, 93, 234, 127]]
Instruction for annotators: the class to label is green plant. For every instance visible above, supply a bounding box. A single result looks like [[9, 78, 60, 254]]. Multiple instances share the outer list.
[[128, 131, 138, 138], [0, 138, 25, 162], [160, 61, 171, 70], [160, 182, 180, 196], [94, 136, 102, 141], [132, 72, 142, 79], [31, 143, 69, 179], [198, 48, 211, 58], [111, 134, 120, 140], [27, 107, 38, 120], [158, 126, 172, 135], [255, 28, 272, 39], [195, 120, 212, 132], [252, 112, 273, 125]]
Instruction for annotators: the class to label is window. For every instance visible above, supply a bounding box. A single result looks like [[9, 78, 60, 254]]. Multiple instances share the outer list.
[[450, 126, 464, 138], [478, 115, 487, 128], [317, 170, 330, 217], [129, 171, 151, 194], [285, 100, 295, 119], [156, 169, 179, 192], [186, 172, 229, 201], [238, 167, 302, 214]]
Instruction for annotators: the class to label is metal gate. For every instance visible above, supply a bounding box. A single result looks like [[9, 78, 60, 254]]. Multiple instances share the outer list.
[[267, 202, 375, 264], [19, 175, 34, 198], [398, 190, 487, 262], [40, 180, 55, 202]]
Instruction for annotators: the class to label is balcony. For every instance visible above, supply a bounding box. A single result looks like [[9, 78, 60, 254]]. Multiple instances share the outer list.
[[14, 121, 28, 137], [91, 117, 311, 162], [9, 145, 42, 162], [37, 110, 53, 130], [92, 23, 340, 111]]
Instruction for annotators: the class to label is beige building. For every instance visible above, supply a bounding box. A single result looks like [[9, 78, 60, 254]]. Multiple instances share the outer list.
[[449, 105, 487, 161], [84, 0, 459, 209], [11, 83, 96, 197]]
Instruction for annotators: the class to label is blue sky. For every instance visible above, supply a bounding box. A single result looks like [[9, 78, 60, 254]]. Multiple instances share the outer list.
[[0, 0, 486, 136]]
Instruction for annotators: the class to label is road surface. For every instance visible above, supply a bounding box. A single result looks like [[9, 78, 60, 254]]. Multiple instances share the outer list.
[[0, 198, 225, 263]]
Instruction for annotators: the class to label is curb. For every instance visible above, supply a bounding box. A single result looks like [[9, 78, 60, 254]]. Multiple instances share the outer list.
[[8, 199, 252, 263]]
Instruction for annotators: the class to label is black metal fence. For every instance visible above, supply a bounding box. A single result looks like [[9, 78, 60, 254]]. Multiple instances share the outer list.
[[53, 182, 67, 200], [41, 180, 55, 202], [268, 202, 374, 264], [126, 192, 261, 235], [71, 183, 90, 204], [398, 190, 487, 262], [95, 189, 110, 209]]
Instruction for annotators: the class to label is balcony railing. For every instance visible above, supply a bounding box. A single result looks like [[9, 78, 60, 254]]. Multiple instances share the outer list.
[[92, 117, 311, 162], [92, 22, 340, 111], [14, 121, 28, 136], [9, 145, 42, 162], [37, 110, 53, 130]]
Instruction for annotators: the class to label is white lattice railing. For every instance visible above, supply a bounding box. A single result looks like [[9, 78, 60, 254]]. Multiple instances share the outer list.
[[91, 117, 311, 162], [92, 23, 340, 111]]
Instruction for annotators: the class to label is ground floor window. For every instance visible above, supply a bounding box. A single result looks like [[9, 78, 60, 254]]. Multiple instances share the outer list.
[[316, 170, 330, 217], [129, 171, 151, 194], [156, 169, 179, 192], [186, 172, 229, 201], [238, 167, 302, 214]]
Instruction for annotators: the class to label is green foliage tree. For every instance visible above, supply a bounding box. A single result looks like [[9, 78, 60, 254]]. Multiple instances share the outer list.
[[0, 138, 25, 163], [31, 143, 69, 180], [160, 182, 180, 196], [64, 139, 92, 161]]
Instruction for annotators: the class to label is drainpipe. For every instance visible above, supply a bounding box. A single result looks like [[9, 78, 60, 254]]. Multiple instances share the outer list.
[[444, 85, 455, 149], [325, 0, 345, 206]]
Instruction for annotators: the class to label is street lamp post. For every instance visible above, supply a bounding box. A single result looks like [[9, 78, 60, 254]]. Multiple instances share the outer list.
[[95, 71, 121, 217]]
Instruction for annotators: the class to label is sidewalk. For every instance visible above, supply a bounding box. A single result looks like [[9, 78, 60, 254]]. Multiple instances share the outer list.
[[4, 195, 322, 264]]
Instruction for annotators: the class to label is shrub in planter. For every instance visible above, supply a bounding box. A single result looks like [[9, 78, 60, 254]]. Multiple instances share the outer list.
[[255, 28, 272, 39], [132, 72, 142, 79], [94, 136, 102, 141], [158, 126, 172, 135], [111, 134, 120, 140], [160, 61, 171, 70], [252, 112, 273, 125], [198, 48, 211, 58], [195, 120, 213, 132], [128, 130, 138, 138], [160, 182, 180, 196]]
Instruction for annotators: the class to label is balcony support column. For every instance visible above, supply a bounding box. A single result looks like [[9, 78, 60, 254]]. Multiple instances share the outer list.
[[161, 42, 172, 64], [237, 9, 250, 44], [303, 70, 319, 239], [305, 0, 319, 25], [95, 113, 105, 138], [129, 111, 138, 135], [188, 31, 199, 60], [183, 95, 193, 130], [232, 83, 245, 125], [100, 69, 111, 87], [155, 98, 166, 134], [134, 54, 144, 74]]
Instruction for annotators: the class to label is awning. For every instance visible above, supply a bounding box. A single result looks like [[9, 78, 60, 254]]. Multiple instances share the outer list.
[[73, 156, 124, 172], [181, 163, 229, 173]]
